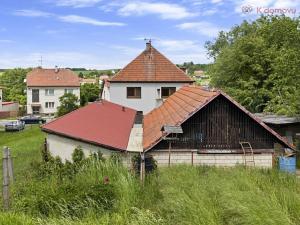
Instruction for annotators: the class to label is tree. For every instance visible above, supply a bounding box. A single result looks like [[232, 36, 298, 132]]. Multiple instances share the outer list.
[[206, 15, 300, 115], [80, 83, 100, 106], [0, 68, 30, 105], [57, 93, 79, 117]]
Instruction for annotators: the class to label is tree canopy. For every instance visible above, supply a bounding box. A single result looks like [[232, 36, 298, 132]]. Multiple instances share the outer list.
[[0, 68, 30, 105], [80, 83, 100, 106], [206, 15, 300, 115], [57, 93, 79, 117]]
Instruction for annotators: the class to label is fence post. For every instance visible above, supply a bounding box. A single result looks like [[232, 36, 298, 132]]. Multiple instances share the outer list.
[[3, 146, 10, 210]]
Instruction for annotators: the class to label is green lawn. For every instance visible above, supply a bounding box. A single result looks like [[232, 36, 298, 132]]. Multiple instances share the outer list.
[[0, 125, 45, 178]]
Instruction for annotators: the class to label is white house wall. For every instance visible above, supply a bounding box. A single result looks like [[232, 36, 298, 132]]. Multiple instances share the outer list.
[[107, 82, 187, 114], [27, 87, 80, 115], [0, 89, 2, 111], [46, 134, 132, 166]]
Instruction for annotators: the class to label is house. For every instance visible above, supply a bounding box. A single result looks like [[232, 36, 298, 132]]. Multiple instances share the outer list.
[[255, 113, 300, 145], [42, 100, 140, 164], [79, 78, 98, 85], [102, 42, 193, 114], [42, 86, 293, 168], [0, 87, 19, 119], [143, 86, 293, 168], [26, 67, 80, 116]]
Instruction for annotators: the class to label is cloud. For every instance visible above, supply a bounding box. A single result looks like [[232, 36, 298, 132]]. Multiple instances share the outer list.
[[110, 45, 141, 55], [0, 28, 7, 32], [52, 0, 102, 7], [177, 22, 227, 37], [14, 9, 53, 17], [118, 1, 196, 19], [0, 39, 14, 43], [58, 15, 126, 26], [14, 9, 125, 27]]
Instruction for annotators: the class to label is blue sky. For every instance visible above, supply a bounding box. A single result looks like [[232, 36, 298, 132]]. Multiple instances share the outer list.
[[0, 0, 299, 69]]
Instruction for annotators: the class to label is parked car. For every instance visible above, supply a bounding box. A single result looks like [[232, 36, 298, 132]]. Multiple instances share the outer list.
[[20, 115, 46, 124], [5, 120, 25, 132]]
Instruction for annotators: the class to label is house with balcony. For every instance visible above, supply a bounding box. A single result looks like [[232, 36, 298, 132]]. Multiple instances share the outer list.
[[26, 68, 80, 116], [102, 42, 193, 114]]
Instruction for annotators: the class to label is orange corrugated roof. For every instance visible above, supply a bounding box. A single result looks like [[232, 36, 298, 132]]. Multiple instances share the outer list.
[[143, 86, 294, 151], [27, 68, 80, 87], [110, 44, 193, 83]]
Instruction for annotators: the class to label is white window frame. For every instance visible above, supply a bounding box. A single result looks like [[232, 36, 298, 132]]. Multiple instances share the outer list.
[[64, 89, 73, 94], [45, 89, 54, 96], [45, 102, 55, 108]]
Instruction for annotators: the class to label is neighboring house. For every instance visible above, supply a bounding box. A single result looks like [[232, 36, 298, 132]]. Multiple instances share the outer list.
[[143, 86, 293, 168], [79, 78, 98, 85], [255, 113, 300, 145], [42, 100, 140, 164], [102, 42, 193, 114], [26, 68, 80, 116], [0, 87, 19, 119], [42, 86, 293, 168]]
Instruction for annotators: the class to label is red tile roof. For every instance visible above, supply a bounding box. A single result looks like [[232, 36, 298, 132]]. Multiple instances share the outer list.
[[27, 68, 80, 87], [143, 86, 294, 151], [110, 44, 193, 83], [42, 101, 136, 151]]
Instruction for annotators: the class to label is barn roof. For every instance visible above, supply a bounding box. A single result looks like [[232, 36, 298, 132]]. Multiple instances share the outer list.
[[27, 68, 80, 87], [42, 101, 136, 151], [143, 86, 294, 151], [110, 42, 193, 83]]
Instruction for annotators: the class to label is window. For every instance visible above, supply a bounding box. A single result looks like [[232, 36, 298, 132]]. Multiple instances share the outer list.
[[64, 89, 73, 94], [161, 87, 176, 98], [32, 89, 39, 103], [127, 87, 141, 99], [45, 102, 55, 108], [32, 106, 40, 114], [45, 89, 54, 96]]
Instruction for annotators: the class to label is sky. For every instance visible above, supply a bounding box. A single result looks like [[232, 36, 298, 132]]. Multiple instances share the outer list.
[[0, 0, 299, 69]]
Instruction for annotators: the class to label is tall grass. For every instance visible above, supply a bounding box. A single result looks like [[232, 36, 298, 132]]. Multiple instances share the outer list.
[[5, 161, 300, 225]]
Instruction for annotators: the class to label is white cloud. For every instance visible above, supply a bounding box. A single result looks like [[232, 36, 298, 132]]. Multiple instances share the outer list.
[[177, 22, 227, 37], [0, 39, 14, 43], [52, 0, 102, 7], [14, 9, 53, 17], [118, 1, 196, 19], [58, 15, 126, 26], [14, 10, 125, 27], [0, 28, 7, 32], [110, 45, 141, 55]]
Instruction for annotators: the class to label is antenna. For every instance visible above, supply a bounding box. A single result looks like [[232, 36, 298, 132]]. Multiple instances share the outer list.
[[38, 55, 43, 68]]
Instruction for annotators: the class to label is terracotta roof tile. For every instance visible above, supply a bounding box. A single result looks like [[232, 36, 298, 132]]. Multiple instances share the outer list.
[[110, 44, 193, 83], [42, 101, 136, 150], [27, 68, 80, 87], [143, 86, 294, 151]]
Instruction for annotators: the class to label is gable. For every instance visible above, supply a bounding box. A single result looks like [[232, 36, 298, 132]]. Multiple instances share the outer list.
[[110, 45, 192, 83], [154, 95, 278, 150], [143, 86, 294, 151]]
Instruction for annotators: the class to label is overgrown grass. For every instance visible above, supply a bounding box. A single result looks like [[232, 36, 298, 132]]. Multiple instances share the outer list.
[[1, 127, 300, 224], [0, 125, 45, 179]]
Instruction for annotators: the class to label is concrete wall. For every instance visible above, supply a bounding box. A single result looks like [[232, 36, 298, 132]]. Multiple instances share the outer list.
[[107, 82, 187, 114], [102, 85, 110, 101], [2, 102, 19, 112], [46, 133, 132, 166], [149, 150, 273, 168], [27, 87, 80, 115]]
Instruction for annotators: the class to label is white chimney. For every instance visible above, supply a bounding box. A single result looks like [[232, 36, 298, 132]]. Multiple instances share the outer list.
[[55, 65, 59, 73]]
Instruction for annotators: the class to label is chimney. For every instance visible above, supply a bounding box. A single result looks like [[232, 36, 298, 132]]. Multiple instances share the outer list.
[[122, 106, 125, 112], [55, 65, 59, 73], [146, 40, 152, 51]]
